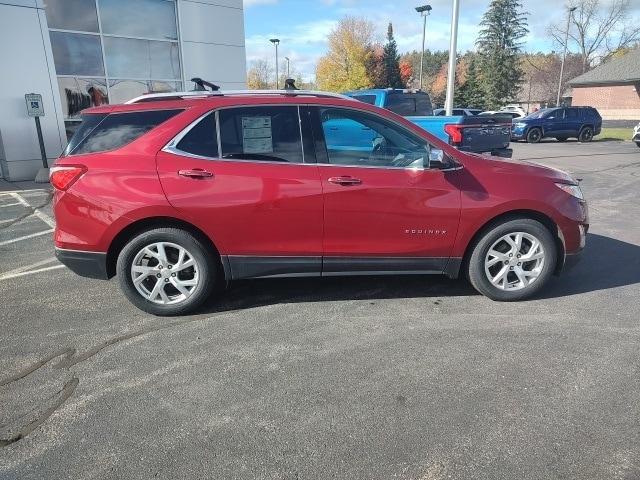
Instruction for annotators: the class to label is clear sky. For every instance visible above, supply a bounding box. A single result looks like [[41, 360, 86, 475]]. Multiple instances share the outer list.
[[242, 0, 638, 81]]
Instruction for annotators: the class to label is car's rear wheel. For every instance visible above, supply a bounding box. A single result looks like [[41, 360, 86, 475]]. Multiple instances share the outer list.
[[635, 141, 640, 148], [555, 137, 568, 142], [467, 219, 557, 301], [578, 126, 594, 142], [526, 128, 542, 143], [116, 228, 218, 316]]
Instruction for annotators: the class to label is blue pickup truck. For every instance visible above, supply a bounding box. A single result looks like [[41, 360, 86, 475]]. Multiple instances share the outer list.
[[344, 89, 513, 158]]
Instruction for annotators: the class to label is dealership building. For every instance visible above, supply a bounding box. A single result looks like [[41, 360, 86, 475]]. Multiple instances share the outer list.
[[0, 0, 247, 181]]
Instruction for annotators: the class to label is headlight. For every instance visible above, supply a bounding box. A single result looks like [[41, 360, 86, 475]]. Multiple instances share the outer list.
[[514, 122, 526, 128], [555, 183, 584, 200]]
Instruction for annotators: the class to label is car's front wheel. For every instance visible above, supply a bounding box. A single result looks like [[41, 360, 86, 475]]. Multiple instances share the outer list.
[[526, 128, 542, 143], [116, 228, 218, 316], [467, 218, 557, 301]]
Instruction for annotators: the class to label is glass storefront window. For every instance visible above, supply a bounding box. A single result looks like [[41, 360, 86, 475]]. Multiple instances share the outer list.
[[104, 37, 180, 80], [45, 0, 99, 32], [50, 31, 105, 76], [108, 80, 181, 104], [99, 0, 178, 40], [57, 78, 108, 119]]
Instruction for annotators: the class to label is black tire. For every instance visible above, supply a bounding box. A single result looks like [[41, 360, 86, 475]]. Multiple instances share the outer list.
[[467, 218, 557, 301], [635, 141, 640, 148], [555, 137, 568, 142], [526, 128, 542, 143], [578, 126, 594, 142], [116, 228, 218, 316]]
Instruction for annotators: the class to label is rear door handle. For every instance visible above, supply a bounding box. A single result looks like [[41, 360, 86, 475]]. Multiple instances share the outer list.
[[328, 176, 362, 186], [178, 168, 214, 178]]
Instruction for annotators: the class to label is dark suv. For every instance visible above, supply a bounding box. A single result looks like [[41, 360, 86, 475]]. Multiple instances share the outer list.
[[511, 107, 602, 143]]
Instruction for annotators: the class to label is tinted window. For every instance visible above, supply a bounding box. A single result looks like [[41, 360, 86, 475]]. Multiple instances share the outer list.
[[452, 109, 465, 116], [352, 95, 377, 105], [320, 107, 427, 168], [386, 95, 416, 115], [63, 114, 107, 156], [415, 95, 433, 115], [566, 108, 579, 119], [67, 109, 181, 155], [176, 113, 219, 158], [219, 106, 303, 163]]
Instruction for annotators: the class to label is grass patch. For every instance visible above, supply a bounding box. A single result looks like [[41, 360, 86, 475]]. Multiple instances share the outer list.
[[596, 127, 632, 141]]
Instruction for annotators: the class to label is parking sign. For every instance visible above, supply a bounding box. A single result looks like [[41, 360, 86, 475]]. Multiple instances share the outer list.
[[25, 93, 44, 117]]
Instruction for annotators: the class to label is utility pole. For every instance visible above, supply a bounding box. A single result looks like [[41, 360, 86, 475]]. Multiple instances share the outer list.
[[270, 38, 280, 89], [556, 6, 577, 107], [415, 5, 432, 91], [284, 56, 290, 78], [444, 0, 460, 115]]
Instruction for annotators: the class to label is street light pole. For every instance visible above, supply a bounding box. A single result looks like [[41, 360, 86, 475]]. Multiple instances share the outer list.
[[285, 56, 290, 78], [444, 0, 460, 115], [270, 38, 280, 89], [556, 6, 577, 107], [415, 5, 432, 91]]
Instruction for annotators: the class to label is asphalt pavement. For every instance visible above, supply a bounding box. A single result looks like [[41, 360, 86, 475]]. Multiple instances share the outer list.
[[1, 140, 639, 479]]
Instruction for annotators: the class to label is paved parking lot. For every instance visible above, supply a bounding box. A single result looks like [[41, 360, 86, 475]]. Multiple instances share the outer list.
[[1, 140, 639, 479]]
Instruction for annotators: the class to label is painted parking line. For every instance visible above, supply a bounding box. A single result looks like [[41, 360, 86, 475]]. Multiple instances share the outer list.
[[0, 257, 58, 277], [0, 188, 51, 195], [0, 229, 54, 247], [0, 264, 64, 281], [8, 192, 55, 228], [0, 202, 23, 208]]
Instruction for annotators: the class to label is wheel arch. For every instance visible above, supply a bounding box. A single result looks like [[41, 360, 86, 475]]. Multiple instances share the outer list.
[[459, 209, 565, 277], [106, 216, 228, 281]]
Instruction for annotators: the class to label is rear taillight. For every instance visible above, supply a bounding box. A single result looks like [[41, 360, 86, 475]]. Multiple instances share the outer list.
[[50, 165, 86, 191], [444, 124, 463, 145]]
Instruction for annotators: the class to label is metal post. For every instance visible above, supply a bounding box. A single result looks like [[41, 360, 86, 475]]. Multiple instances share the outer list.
[[270, 38, 280, 89], [285, 57, 290, 78], [419, 15, 426, 90], [556, 7, 576, 107], [34, 117, 47, 169], [444, 0, 460, 115]]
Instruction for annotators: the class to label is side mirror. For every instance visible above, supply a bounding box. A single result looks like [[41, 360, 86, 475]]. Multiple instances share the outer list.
[[429, 148, 462, 171]]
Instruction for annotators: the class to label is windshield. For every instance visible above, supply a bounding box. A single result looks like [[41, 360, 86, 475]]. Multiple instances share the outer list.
[[522, 109, 555, 120]]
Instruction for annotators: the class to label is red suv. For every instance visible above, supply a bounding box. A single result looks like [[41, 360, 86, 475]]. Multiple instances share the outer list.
[[51, 90, 588, 315]]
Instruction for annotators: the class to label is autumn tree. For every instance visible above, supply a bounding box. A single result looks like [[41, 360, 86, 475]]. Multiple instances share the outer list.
[[316, 17, 375, 92], [247, 59, 274, 89], [548, 0, 640, 73], [365, 44, 386, 88], [400, 49, 449, 90], [399, 60, 413, 86], [381, 23, 404, 88], [520, 52, 584, 105], [476, 0, 529, 108], [455, 55, 486, 108]]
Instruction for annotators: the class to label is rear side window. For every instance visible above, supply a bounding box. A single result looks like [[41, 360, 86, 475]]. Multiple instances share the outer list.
[[352, 95, 377, 105], [175, 113, 218, 158], [219, 106, 303, 163], [566, 108, 579, 119], [386, 95, 416, 116], [65, 109, 182, 155]]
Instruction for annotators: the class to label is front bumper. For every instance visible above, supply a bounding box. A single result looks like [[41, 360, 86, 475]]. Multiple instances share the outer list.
[[55, 248, 109, 280]]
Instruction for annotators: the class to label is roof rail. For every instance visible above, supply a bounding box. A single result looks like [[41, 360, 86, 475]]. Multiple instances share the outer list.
[[125, 89, 355, 104]]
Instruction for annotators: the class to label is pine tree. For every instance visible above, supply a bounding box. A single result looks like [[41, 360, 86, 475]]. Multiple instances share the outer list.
[[456, 56, 485, 108], [381, 23, 404, 88], [476, 0, 528, 109]]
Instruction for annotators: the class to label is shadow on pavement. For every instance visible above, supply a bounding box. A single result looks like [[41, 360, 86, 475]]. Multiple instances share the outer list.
[[203, 233, 640, 312], [541, 233, 640, 298]]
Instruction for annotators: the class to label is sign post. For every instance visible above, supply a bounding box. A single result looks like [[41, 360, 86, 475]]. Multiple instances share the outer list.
[[25, 93, 48, 169]]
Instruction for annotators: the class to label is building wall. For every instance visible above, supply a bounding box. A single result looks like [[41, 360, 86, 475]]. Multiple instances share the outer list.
[[571, 83, 640, 120], [0, 1, 66, 180], [0, 0, 246, 181]]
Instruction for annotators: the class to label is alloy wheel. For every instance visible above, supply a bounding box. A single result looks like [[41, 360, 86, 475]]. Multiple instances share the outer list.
[[484, 232, 545, 291], [130, 242, 200, 304]]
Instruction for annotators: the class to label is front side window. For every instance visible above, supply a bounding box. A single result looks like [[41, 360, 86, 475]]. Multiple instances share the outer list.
[[566, 108, 579, 119], [65, 109, 182, 155], [319, 107, 427, 169], [219, 106, 304, 163]]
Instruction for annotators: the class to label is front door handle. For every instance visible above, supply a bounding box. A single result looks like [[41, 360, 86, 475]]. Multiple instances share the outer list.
[[178, 168, 214, 178], [328, 176, 362, 186]]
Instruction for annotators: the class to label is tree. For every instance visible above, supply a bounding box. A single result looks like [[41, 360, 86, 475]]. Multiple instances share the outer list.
[[400, 49, 449, 90], [455, 55, 486, 108], [381, 23, 404, 88], [365, 44, 386, 88], [476, 0, 529, 108], [399, 60, 413, 86], [520, 52, 584, 106], [548, 0, 640, 73], [316, 17, 375, 92], [247, 59, 273, 89]]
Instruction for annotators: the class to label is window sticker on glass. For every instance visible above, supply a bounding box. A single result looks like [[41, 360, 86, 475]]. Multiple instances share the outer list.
[[242, 116, 273, 153]]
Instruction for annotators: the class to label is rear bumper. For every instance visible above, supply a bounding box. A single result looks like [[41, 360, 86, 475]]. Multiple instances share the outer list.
[[55, 248, 109, 280]]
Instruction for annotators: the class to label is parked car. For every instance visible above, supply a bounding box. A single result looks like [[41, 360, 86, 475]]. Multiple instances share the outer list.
[[500, 105, 527, 117], [52, 89, 588, 316], [480, 110, 524, 119], [633, 122, 640, 147], [511, 107, 602, 143], [433, 108, 484, 116], [346, 89, 512, 157]]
